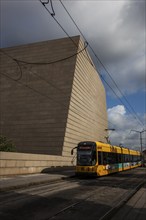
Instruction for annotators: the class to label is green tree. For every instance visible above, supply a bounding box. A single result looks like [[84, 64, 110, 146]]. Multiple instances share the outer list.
[[0, 136, 16, 152]]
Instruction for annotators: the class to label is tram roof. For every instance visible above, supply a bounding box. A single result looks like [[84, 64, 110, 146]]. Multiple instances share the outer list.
[[95, 141, 140, 155]]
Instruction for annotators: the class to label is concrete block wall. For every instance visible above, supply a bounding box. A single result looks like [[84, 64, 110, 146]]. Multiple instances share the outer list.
[[0, 151, 72, 176]]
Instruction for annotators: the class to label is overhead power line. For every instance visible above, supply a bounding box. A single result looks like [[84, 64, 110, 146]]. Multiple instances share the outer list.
[[39, 0, 93, 66], [40, 0, 55, 16], [0, 41, 88, 66], [38, 0, 121, 130], [38, 0, 141, 135], [39, 0, 144, 128], [58, 0, 144, 128]]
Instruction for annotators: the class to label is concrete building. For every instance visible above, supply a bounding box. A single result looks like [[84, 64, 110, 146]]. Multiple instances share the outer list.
[[0, 36, 108, 174]]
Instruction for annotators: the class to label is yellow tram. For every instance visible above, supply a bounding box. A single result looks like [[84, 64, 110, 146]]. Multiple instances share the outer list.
[[71, 141, 141, 176]]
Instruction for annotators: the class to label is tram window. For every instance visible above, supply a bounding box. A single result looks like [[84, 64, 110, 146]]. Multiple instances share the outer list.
[[133, 155, 137, 162], [111, 153, 117, 164], [100, 152, 118, 164], [98, 152, 130, 165], [137, 156, 139, 161], [98, 151, 101, 165], [121, 154, 124, 162], [103, 152, 108, 164], [125, 154, 129, 162], [92, 150, 96, 165], [108, 153, 114, 164], [118, 154, 122, 163], [123, 154, 130, 162]]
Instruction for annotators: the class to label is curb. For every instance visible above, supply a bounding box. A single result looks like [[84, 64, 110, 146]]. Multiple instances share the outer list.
[[0, 175, 75, 192]]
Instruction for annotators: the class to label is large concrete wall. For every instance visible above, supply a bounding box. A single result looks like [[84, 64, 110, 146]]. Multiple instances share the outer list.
[[0, 36, 108, 175], [0, 36, 79, 155]]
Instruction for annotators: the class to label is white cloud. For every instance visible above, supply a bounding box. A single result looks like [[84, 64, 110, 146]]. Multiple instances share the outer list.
[[108, 105, 126, 116], [107, 105, 146, 151]]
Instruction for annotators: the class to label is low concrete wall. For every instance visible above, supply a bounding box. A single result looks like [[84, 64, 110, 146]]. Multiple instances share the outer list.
[[0, 152, 72, 176]]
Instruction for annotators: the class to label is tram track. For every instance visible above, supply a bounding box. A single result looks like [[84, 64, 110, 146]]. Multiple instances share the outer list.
[[44, 178, 145, 220], [0, 168, 145, 220], [41, 169, 146, 220], [0, 171, 140, 206], [40, 169, 145, 220]]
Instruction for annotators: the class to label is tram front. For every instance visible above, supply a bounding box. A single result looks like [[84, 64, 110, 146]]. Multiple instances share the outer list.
[[71, 141, 97, 176]]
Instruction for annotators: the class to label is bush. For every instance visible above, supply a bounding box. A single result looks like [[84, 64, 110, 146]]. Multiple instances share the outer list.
[[0, 136, 16, 152]]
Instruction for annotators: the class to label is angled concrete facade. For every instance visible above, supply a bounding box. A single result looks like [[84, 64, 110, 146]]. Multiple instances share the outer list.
[[0, 36, 108, 174]]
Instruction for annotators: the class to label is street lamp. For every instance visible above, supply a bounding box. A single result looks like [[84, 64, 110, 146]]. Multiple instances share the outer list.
[[131, 130, 146, 154]]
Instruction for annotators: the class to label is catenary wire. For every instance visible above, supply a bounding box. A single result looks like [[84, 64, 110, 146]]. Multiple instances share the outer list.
[[59, 0, 144, 128], [38, 0, 144, 135], [39, 0, 94, 66], [0, 41, 88, 66], [38, 0, 141, 129]]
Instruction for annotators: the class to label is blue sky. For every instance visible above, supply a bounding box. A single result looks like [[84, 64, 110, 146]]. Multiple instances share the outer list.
[[106, 91, 145, 115], [0, 0, 146, 150]]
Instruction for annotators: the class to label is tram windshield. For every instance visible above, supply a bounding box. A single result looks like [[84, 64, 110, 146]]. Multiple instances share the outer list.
[[77, 146, 96, 166]]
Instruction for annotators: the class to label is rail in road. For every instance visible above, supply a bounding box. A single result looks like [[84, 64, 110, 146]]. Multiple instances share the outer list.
[[0, 167, 145, 220]]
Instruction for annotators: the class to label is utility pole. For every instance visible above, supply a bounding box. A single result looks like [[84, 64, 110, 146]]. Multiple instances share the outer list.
[[131, 129, 146, 166], [131, 130, 146, 153]]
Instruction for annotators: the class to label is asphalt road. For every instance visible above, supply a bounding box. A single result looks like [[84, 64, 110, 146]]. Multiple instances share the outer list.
[[0, 168, 145, 220]]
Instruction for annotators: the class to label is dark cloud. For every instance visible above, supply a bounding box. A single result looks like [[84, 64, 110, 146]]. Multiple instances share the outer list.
[[1, 0, 67, 47], [1, 1, 145, 93]]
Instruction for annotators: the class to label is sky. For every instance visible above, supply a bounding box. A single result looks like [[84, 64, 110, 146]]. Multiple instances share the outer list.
[[0, 0, 146, 150]]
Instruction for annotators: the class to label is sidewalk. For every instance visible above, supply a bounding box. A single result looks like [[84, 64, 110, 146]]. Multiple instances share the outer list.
[[111, 184, 146, 220], [0, 166, 75, 191]]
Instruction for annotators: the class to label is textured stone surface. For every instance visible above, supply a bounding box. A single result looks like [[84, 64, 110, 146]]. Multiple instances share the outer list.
[[0, 36, 107, 174]]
